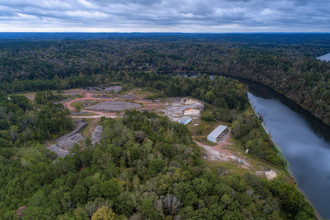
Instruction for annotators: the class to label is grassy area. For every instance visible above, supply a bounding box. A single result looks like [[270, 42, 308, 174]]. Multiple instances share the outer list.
[[134, 88, 164, 100], [81, 118, 99, 138], [194, 137, 217, 146], [226, 136, 290, 176], [188, 120, 218, 136], [71, 100, 101, 111], [203, 158, 252, 177], [94, 94, 113, 98], [202, 143, 290, 182], [12, 92, 36, 101], [71, 102, 82, 112], [71, 112, 96, 116], [118, 84, 134, 94]]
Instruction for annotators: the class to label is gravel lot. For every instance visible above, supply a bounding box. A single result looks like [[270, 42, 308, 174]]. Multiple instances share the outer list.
[[85, 101, 141, 112]]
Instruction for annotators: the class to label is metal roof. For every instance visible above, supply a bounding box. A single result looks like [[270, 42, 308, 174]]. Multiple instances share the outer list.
[[208, 125, 228, 138]]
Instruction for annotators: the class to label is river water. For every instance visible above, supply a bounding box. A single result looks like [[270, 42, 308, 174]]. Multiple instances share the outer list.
[[247, 83, 330, 218], [317, 53, 330, 62]]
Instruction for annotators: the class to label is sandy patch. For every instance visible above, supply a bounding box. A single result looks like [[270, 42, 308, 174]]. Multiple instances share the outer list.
[[185, 99, 200, 105], [265, 169, 277, 180], [184, 108, 200, 116]]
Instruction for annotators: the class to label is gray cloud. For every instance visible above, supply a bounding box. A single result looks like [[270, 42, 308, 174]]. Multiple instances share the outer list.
[[0, 0, 329, 32]]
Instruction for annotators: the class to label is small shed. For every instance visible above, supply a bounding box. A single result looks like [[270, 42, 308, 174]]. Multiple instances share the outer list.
[[207, 125, 228, 143], [178, 116, 192, 125]]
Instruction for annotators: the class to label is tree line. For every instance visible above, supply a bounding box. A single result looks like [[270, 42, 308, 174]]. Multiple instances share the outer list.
[[0, 37, 328, 125], [0, 91, 73, 148]]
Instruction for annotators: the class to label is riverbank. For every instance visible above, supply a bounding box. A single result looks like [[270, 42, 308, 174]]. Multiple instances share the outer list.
[[248, 90, 330, 219], [249, 94, 323, 219], [218, 73, 330, 128]]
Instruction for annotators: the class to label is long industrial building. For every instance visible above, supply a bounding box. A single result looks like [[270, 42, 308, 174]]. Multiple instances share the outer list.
[[207, 125, 228, 143]]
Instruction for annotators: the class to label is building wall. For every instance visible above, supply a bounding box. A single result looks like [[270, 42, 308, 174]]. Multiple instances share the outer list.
[[207, 136, 217, 143], [207, 127, 228, 143]]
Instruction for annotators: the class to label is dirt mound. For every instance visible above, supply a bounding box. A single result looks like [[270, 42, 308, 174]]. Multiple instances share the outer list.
[[56, 133, 85, 150], [85, 101, 141, 112], [55, 119, 87, 149]]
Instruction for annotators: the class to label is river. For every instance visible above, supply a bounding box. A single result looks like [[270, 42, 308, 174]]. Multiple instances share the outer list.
[[317, 53, 330, 62], [247, 83, 330, 218]]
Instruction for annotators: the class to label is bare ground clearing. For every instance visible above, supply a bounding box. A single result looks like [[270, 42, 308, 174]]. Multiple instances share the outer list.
[[194, 129, 251, 169], [62, 89, 203, 121], [85, 101, 141, 112], [195, 129, 278, 180], [161, 98, 204, 121], [56, 88, 277, 180]]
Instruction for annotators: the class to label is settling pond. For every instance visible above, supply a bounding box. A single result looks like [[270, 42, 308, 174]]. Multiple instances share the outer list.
[[247, 82, 330, 218]]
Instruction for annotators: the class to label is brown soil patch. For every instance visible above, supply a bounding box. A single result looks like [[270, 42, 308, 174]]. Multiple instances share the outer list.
[[25, 93, 35, 101]]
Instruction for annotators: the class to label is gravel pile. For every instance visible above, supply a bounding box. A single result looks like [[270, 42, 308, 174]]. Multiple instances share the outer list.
[[84, 85, 122, 93], [47, 145, 70, 158], [55, 119, 87, 150], [47, 119, 87, 157], [161, 98, 204, 121], [56, 133, 85, 150], [91, 125, 103, 146], [85, 101, 141, 112]]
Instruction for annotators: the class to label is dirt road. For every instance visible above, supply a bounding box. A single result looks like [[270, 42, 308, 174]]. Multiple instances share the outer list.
[[62, 90, 166, 118], [63, 92, 117, 111], [194, 129, 250, 168]]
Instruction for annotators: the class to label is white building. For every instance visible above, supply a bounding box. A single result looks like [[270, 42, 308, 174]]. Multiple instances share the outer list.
[[207, 125, 228, 143], [178, 116, 192, 125]]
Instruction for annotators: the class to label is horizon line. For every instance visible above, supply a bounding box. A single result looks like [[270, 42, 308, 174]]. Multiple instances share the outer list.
[[0, 32, 330, 34]]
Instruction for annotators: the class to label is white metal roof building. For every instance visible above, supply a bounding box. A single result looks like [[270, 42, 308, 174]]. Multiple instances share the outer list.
[[178, 116, 192, 125], [207, 125, 228, 143]]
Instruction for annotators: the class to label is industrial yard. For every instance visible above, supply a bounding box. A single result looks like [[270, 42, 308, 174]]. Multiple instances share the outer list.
[[27, 85, 278, 181]]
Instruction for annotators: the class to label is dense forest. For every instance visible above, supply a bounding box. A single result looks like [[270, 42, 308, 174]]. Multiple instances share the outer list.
[[0, 91, 72, 148], [125, 74, 286, 168], [0, 34, 329, 125], [0, 70, 315, 219], [0, 111, 316, 219], [0, 34, 325, 218]]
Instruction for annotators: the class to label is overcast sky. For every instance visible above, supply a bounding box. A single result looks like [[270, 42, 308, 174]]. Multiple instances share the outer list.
[[0, 0, 329, 32]]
